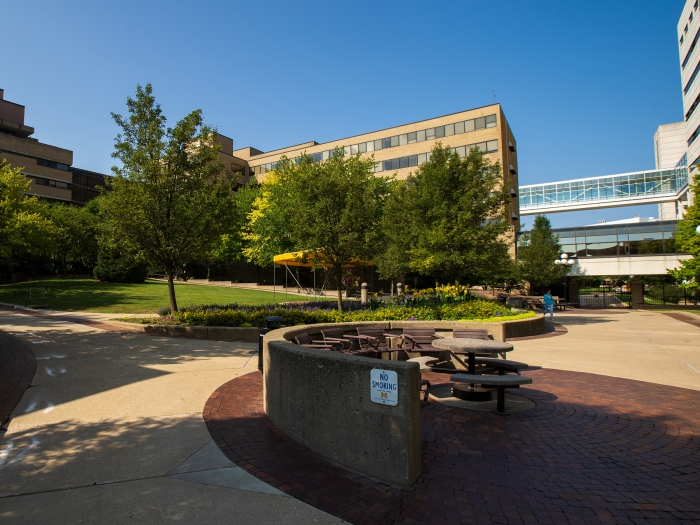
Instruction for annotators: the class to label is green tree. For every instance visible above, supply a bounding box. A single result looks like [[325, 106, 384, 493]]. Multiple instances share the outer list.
[[377, 144, 512, 284], [101, 84, 234, 312], [243, 175, 296, 269], [209, 183, 260, 273], [668, 173, 700, 288], [517, 214, 565, 293], [246, 149, 391, 310], [0, 159, 54, 260], [47, 203, 100, 274]]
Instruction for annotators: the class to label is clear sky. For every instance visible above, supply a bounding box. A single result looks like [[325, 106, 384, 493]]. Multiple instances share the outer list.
[[2, 0, 686, 228]]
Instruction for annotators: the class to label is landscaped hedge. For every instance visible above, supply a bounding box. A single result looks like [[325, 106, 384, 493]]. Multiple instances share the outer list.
[[166, 299, 533, 327]]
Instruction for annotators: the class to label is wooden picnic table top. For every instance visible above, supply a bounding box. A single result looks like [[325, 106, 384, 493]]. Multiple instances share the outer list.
[[432, 338, 513, 354]]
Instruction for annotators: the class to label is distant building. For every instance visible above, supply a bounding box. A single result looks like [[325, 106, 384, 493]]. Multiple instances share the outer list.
[[678, 0, 700, 207], [0, 89, 109, 205], [653, 122, 688, 219], [233, 103, 519, 227]]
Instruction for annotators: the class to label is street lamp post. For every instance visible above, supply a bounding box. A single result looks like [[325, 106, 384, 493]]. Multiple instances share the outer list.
[[554, 253, 576, 302]]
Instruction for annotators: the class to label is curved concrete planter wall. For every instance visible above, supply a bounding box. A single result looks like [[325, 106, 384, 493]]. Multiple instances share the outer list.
[[262, 316, 543, 487], [264, 325, 422, 486]]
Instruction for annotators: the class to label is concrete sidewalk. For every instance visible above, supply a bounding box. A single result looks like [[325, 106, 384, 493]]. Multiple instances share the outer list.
[[0, 310, 344, 524], [512, 310, 700, 391]]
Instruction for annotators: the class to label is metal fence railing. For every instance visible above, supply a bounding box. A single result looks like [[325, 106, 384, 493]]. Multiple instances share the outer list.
[[578, 286, 632, 309], [644, 284, 700, 307]]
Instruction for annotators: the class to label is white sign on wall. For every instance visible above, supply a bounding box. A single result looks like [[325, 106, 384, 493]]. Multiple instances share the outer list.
[[370, 369, 398, 406]]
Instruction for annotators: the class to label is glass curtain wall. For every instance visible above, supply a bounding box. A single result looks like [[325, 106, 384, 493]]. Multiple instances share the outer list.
[[549, 220, 683, 258]]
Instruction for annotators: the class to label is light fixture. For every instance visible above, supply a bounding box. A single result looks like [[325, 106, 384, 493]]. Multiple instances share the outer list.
[[561, 253, 568, 259], [696, 224, 700, 235]]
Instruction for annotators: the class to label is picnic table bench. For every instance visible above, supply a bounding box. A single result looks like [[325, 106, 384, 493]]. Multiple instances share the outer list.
[[450, 373, 532, 414]]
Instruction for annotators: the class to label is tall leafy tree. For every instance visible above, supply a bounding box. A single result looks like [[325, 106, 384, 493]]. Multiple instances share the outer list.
[[47, 202, 100, 274], [245, 149, 391, 310], [0, 159, 54, 260], [102, 84, 234, 312], [517, 214, 565, 293], [668, 173, 700, 288], [206, 183, 260, 279], [377, 144, 512, 284]]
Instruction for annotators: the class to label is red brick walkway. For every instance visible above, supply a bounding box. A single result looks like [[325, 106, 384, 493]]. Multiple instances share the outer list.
[[204, 370, 700, 525], [0, 330, 36, 428]]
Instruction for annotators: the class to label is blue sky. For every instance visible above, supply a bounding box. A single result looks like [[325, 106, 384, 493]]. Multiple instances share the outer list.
[[1, 0, 686, 228]]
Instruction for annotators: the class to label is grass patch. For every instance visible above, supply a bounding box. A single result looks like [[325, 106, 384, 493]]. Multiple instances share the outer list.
[[0, 276, 320, 314]]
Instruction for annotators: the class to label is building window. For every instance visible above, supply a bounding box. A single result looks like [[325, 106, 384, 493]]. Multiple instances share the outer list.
[[685, 91, 700, 120], [38, 159, 69, 171], [688, 123, 700, 146], [372, 140, 499, 173], [684, 60, 700, 94], [682, 28, 700, 69], [250, 113, 500, 176]]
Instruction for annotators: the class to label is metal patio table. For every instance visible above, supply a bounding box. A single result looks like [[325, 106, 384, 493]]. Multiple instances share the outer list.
[[432, 338, 514, 401]]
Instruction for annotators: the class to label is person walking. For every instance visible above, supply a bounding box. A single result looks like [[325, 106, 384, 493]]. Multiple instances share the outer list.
[[543, 289, 554, 320]]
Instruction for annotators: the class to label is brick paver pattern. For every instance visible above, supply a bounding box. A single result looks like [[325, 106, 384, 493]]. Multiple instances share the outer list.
[[0, 330, 36, 427], [205, 370, 700, 525]]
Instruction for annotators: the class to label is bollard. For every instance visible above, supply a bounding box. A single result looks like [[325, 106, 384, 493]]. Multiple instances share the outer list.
[[258, 328, 268, 372], [361, 282, 368, 304], [397, 282, 403, 295]]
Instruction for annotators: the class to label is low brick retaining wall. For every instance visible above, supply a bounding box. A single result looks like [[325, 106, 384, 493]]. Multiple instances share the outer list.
[[105, 322, 259, 342]]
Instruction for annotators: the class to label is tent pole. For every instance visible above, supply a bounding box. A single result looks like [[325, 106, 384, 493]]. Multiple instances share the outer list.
[[273, 263, 276, 303]]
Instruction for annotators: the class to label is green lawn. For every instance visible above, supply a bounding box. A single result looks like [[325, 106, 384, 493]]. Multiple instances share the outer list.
[[0, 277, 313, 314]]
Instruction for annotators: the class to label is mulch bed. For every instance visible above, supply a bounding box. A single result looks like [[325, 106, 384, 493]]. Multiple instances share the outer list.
[[205, 369, 700, 525]]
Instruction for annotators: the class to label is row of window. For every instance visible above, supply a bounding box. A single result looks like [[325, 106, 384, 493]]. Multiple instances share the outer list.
[[683, 27, 700, 69], [681, 1, 699, 45], [31, 176, 69, 189], [254, 139, 499, 176], [252, 114, 498, 175], [38, 158, 69, 171], [373, 140, 499, 173], [686, 91, 700, 121], [548, 221, 683, 257]]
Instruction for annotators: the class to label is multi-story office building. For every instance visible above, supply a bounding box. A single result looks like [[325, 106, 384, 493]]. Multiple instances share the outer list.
[[679, 1, 700, 197], [0, 89, 110, 205], [0, 89, 246, 204], [232, 104, 520, 226]]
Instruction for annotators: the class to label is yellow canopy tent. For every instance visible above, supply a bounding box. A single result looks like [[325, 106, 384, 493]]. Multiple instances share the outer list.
[[273, 251, 373, 268], [272, 251, 373, 299]]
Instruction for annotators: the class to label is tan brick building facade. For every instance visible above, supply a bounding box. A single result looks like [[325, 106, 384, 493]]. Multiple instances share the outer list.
[[0, 89, 110, 205], [232, 103, 519, 226]]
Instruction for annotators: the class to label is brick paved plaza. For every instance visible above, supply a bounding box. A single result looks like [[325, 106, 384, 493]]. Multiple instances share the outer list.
[[1, 308, 699, 524]]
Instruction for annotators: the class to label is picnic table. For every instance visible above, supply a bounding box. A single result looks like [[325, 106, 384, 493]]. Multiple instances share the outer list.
[[432, 338, 514, 401]]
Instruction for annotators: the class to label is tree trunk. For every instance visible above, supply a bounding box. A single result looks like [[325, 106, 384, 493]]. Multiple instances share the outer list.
[[167, 272, 178, 312], [336, 264, 343, 311]]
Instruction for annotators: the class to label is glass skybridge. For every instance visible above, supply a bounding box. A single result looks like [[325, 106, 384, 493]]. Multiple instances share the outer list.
[[519, 167, 689, 215]]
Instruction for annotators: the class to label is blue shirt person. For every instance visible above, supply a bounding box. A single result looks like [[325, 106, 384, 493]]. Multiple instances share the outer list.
[[543, 290, 554, 319]]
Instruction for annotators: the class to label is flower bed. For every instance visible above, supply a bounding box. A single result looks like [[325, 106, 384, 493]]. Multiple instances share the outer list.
[[145, 286, 534, 327]]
